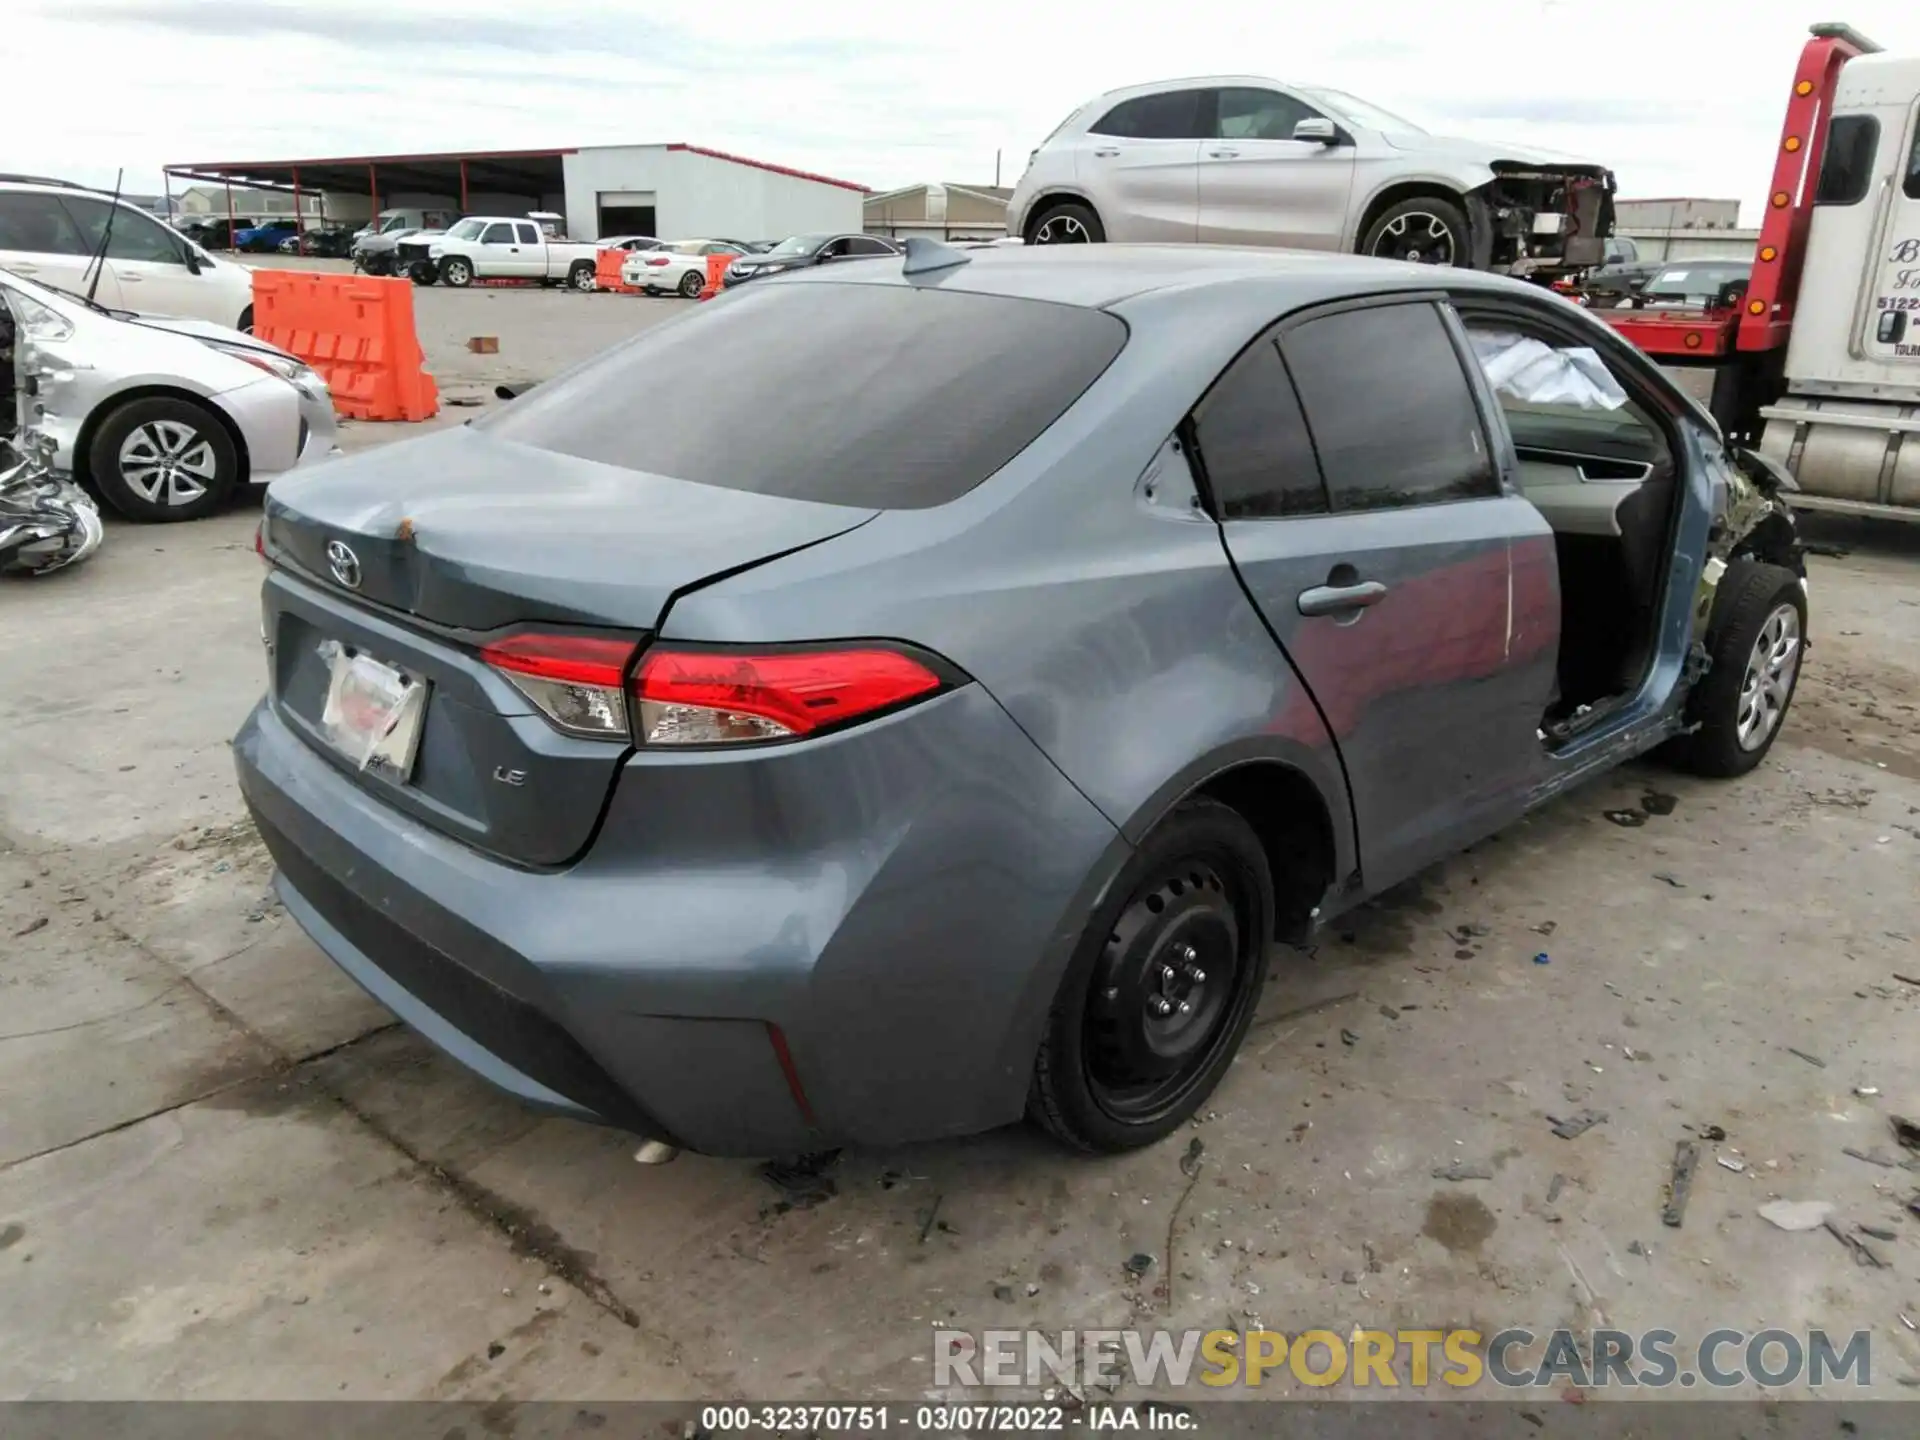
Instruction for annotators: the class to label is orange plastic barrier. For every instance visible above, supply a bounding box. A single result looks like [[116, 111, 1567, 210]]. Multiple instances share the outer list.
[[700, 253, 731, 299], [595, 248, 639, 294], [250, 270, 439, 422]]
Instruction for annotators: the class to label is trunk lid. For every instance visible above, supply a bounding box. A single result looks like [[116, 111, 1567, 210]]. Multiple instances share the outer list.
[[263, 425, 876, 631], [261, 425, 877, 866]]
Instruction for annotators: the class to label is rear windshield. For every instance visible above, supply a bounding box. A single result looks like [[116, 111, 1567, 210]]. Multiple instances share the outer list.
[[481, 283, 1129, 509]]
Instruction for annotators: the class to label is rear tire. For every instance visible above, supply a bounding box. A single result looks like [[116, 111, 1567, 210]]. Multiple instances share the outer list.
[[1360, 195, 1470, 267], [89, 396, 239, 523], [440, 256, 473, 288], [1664, 560, 1806, 777], [236, 305, 254, 334], [1025, 199, 1104, 245], [1027, 799, 1273, 1153], [677, 268, 704, 298], [568, 261, 597, 291]]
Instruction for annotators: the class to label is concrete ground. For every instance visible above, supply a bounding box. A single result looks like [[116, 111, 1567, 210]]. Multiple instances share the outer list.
[[3, 285, 1918, 1405]]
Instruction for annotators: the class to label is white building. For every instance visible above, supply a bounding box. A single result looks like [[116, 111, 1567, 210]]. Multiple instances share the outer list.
[[166, 143, 868, 245]]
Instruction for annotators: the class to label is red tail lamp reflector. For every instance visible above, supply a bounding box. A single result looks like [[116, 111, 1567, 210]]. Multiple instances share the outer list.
[[481, 633, 637, 739], [632, 647, 944, 746]]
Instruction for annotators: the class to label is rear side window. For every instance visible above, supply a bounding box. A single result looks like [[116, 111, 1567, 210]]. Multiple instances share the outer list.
[[1281, 303, 1497, 512], [1816, 115, 1879, 205], [483, 284, 1128, 509], [0, 192, 89, 255], [1091, 90, 1210, 140], [1191, 339, 1327, 519], [1907, 115, 1920, 200], [515, 223, 540, 244]]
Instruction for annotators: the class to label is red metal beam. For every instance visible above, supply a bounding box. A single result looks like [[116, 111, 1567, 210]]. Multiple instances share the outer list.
[[460, 157, 469, 212], [1738, 28, 1876, 353], [292, 165, 304, 254]]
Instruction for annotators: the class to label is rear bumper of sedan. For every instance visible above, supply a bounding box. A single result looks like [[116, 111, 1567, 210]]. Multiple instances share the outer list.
[[233, 681, 1124, 1156]]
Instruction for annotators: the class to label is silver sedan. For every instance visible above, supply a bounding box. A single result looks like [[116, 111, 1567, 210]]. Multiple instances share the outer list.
[[1, 268, 338, 522]]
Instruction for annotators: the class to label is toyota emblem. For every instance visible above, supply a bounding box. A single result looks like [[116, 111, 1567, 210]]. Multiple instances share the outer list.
[[325, 540, 362, 590]]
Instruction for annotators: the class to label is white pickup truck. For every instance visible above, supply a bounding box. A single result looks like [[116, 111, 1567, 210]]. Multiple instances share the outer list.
[[421, 213, 601, 290]]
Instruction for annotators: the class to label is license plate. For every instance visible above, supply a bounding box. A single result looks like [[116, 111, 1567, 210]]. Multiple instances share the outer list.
[[319, 642, 428, 780], [1532, 213, 1569, 236]]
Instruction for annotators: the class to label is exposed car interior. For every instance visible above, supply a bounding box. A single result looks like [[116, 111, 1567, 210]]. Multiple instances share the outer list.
[[1464, 318, 1680, 739]]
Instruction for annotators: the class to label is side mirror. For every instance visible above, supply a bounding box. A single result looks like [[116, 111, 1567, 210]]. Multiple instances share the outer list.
[[1292, 117, 1338, 145], [183, 250, 203, 275]]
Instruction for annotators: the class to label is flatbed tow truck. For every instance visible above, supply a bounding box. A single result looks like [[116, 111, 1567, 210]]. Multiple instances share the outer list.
[[1577, 22, 1920, 523]]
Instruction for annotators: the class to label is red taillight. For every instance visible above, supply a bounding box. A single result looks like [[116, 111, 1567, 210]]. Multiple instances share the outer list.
[[644, 256, 670, 266], [254, 519, 267, 559], [631, 646, 945, 746], [481, 633, 637, 739]]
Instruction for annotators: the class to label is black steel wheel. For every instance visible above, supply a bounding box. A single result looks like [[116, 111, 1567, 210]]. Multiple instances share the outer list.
[[1029, 798, 1273, 1152]]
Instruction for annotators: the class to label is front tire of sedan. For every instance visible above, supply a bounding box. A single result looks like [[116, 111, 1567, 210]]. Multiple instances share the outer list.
[[1028, 798, 1274, 1153], [1026, 199, 1105, 246], [1666, 560, 1807, 778], [1361, 196, 1470, 267], [440, 256, 473, 288], [89, 396, 239, 523]]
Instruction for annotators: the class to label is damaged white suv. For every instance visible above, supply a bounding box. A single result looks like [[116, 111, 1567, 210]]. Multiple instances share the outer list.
[[1007, 78, 1615, 278]]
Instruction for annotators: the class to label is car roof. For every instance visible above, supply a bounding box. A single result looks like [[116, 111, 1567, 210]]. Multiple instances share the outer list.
[[777, 242, 1544, 312]]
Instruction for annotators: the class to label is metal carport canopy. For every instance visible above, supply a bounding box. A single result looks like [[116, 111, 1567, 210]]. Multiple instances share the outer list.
[[163, 147, 572, 207]]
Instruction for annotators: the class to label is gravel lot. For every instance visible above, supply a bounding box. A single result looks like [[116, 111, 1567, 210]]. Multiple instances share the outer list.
[[3, 281, 1919, 1406]]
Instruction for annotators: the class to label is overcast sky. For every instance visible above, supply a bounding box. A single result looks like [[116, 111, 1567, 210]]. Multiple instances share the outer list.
[[17, 0, 1920, 221]]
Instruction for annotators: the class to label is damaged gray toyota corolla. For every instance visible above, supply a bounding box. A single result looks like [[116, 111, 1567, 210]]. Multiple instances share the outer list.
[[234, 245, 1807, 1158]]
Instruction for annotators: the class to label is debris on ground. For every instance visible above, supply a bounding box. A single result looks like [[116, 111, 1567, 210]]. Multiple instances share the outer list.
[[1124, 1253, 1154, 1277], [1627, 1240, 1648, 1258], [1894, 974, 1920, 989], [1379, 1004, 1399, 1020], [1785, 1047, 1828, 1069], [1180, 1138, 1205, 1179], [1433, 1160, 1495, 1182], [1531, 921, 1557, 936], [917, 1194, 944, 1243], [1549, 1109, 1607, 1140], [1893, 1116, 1920, 1152], [1603, 809, 1646, 828], [11, 916, 48, 937], [1662, 1142, 1701, 1228], [1640, 791, 1679, 816], [1451, 923, 1491, 943], [992, 1283, 1015, 1303], [1699, 1124, 1728, 1142], [1758, 1199, 1834, 1232], [1716, 1157, 1746, 1174], [1546, 1174, 1566, 1204], [1823, 1219, 1889, 1269], [1842, 1147, 1898, 1169], [466, 336, 500, 354], [758, 1151, 841, 1213], [1340, 1029, 1359, 1047], [1858, 1224, 1897, 1242], [1651, 872, 1685, 888], [1534, 953, 1551, 966], [1856, 1086, 1882, 1098]]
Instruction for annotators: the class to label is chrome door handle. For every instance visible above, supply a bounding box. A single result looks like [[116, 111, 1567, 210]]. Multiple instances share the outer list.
[[1092, 147, 1121, 158], [1208, 148, 1240, 158], [1297, 580, 1389, 617], [120, 272, 143, 282]]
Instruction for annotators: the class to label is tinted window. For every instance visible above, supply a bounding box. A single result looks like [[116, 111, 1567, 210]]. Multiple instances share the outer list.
[[515, 223, 540, 244], [0, 193, 89, 255], [1091, 90, 1209, 140], [480, 223, 515, 243], [1283, 303, 1496, 511], [1191, 339, 1327, 519], [105, 209, 187, 263], [1816, 115, 1879, 205], [1907, 116, 1920, 200], [483, 285, 1128, 509], [1215, 88, 1314, 142], [848, 236, 895, 256]]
